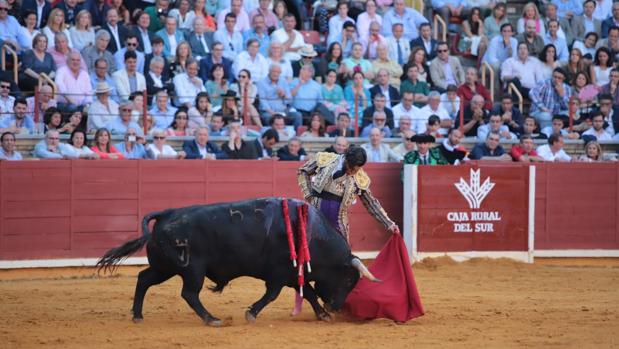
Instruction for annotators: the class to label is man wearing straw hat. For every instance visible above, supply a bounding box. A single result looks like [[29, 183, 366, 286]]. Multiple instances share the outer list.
[[88, 82, 120, 132]]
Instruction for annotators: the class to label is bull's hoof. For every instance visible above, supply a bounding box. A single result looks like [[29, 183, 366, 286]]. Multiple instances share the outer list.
[[324, 303, 333, 313], [318, 312, 332, 322], [132, 317, 143, 324], [205, 317, 222, 327], [245, 310, 256, 323]]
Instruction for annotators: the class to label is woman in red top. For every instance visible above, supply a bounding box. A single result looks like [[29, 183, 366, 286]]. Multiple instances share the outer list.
[[90, 128, 125, 159]]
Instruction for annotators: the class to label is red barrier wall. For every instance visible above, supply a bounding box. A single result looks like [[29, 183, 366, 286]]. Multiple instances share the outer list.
[[534, 163, 619, 250], [0, 161, 402, 260], [1, 161, 618, 263]]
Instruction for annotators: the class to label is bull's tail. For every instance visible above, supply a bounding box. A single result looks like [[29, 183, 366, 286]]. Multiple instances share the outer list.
[[96, 211, 164, 274]]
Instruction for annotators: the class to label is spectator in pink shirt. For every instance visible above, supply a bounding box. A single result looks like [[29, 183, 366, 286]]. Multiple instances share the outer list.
[[55, 51, 93, 112], [47, 32, 87, 70]]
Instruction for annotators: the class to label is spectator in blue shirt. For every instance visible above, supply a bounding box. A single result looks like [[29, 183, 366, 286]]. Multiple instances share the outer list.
[[115, 128, 148, 159], [0, 131, 22, 160], [382, 0, 428, 41], [148, 90, 178, 130], [290, 64, 329, 121], [0, 99, 35, 135], [105, 102, 144, 136], [257, 63, 302, 127], [243, 13, 270, 57], [431, 0, 466, 28], [34, 130, 76, 158]]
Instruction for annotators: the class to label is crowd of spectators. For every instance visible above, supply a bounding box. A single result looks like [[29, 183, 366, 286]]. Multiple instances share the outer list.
[[0, 0, 618, 163]]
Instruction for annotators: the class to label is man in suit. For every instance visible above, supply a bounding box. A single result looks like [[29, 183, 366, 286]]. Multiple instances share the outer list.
[[572, 0, 602, 42], [360, 127, 402, 162], [602, 2, 619, 38], [133, 10, 156, 55], [112, 51, 147, 101], [156, 15, 186, 59], [544, 2, 575, 45], [20, 0, 51, 29], [370, 69, 400, 108], [199, 41, 234, 82], [186, 17, 214, 61], [362, 92, 394, 128], [101, 7, 129, 54], [183, 127, 228, 159], [429, 41, 465, 92], [252, 128, 279, 159], [410, 23, 438, 61]]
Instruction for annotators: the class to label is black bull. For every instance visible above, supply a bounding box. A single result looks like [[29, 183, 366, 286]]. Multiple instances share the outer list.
[[97, 197, 378, 326]]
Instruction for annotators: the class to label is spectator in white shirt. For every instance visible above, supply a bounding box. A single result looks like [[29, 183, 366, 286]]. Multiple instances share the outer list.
[[216, 0, 251, 33], [582, 112, 613, 140], [327, 1, 354, 45], [356, 0, 382, 43], [146, 128, 186, 159], [536, 133, 572, 162], [270, 13, 305, 61], [174, 58, 206, 108], [214, 13, 244, 61], [420, 91, 452, 135], [440, 84, 461, 120], [233, 38, 268, 82], [501, 42, 542, 95], [392, 91, 422, 130], [385, 23, 411, 66]]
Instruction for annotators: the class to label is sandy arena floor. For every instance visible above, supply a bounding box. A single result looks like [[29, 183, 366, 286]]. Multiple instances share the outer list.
[[1, 258, 618, 349]]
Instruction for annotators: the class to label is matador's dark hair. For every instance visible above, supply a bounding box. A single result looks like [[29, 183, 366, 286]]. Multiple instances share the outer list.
[[345, 145, 367, 168]]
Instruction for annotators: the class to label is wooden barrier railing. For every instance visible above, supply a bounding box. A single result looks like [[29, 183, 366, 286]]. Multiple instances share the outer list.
[[38, 73, 57, 96], [433, 15, 447, 42], [1, 44, 18, 84], [507, 82, 523, 113], [480, 62, 494, 102]]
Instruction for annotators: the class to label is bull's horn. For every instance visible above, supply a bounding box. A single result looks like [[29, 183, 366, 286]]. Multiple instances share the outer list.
[[351, 258, 380, 282]]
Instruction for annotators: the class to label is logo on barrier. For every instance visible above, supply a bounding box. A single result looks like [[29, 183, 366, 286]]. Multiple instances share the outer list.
[[454, 169, 495, 209], [447, 169, 501, 233]]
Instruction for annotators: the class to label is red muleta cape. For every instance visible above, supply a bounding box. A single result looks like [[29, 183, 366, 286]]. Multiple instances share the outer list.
[[343, 234, 425, 322]]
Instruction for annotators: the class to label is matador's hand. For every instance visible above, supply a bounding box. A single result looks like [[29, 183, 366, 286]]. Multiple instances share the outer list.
[[389, 224, 400, 235]]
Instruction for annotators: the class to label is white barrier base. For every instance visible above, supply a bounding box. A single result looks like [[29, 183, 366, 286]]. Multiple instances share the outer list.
[[413, 251, 532, 263], [0, 257, 148, 269], [0, 252, 382, 269], [534, 250, 619, 258]]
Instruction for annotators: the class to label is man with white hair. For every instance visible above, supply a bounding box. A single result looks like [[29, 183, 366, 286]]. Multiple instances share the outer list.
[[420, 91, 452, 135], [34, 130, 75, 158], [361, 110, 392, 138], [156, 16, 186, 59], [361, 127, 402, 163], [55, 51, 93, 110], [187, 17, 213, 60], [392, 129, 416, 158], [81, 30, 117, 74], [183, 127, 227, 159], [26, 84, 57, 120]]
